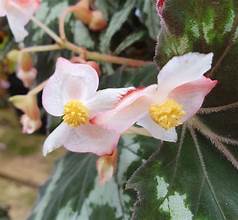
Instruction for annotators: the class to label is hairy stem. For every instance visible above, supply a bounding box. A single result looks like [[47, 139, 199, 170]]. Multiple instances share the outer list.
[[21, 6, 150, 67], [59, 6, 75, 41], [28, 80, 48, 96], [199, 102, 238, 114]]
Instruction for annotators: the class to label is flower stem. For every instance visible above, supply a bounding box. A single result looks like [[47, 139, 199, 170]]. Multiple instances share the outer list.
[[10, 1, 63, 45], [59, 6, 75, 41], [22, 44, 61, 53], [23, 10, 151, 67], [28, 80, 48, 96]]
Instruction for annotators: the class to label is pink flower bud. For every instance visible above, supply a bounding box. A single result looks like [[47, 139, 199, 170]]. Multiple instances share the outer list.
[[89, 10, 107, 32], [9, 93, 42, 134], [96, 149, 118, 185]]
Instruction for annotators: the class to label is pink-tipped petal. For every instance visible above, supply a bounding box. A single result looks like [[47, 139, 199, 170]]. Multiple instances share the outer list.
[[137, 114, 177, 142], [96, 149, 117, 185], [6, 0, 39, 42], [157, 52, 213, 97], [93, 87, 155, 133], [64, 124, 120, 156], [86, 87, 134, 117], [43, 123, 70, 156], [42, 58, 99, 116], [169, 77, 217, 122]]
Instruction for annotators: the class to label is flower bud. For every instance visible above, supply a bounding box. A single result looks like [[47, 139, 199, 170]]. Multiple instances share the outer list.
[[9, 93, 42, 134], [89, 10, 107, 31], [20, 114, 42, 134], [17, 67, 37, 88], [96, 149, 117, 185], [20, 52, 33, 72], [7, 49, 20, 64], [73, 0, 92, 25]]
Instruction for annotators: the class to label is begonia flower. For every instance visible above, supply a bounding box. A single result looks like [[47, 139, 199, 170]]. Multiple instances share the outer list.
[[0, 0, 40, 42], [96, 149, 117, 185], [9, 93, 42, 134], [42, 57, 132, 156], [94, 52, 217, 142]]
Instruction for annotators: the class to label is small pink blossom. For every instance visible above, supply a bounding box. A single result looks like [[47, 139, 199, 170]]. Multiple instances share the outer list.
[[42, 57, 132, 156], [0, 0, 40, 42], [95, 52, 217, 142], [9, 93, 42, 134], [17, 67, 37, 88], [20, 113, 41, 134], [96, 149, 117, 185]]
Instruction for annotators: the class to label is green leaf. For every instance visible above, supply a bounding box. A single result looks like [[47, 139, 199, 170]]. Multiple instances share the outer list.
[[99, 0, 137, 53], [114, 31, 146, 55], [28, 136, 157, 220], [128, 127, 238, 220], [138, 0, 161, 40], [128, 0, 238, 219], [73, 21, 95, 49]]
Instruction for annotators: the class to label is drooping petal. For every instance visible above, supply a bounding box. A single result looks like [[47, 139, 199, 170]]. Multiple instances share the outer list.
[[169, 76, 217, 122], [157, 52, 213, 98], [42, 57, 99, 116], [137, 114, 177, 142], [6, 0, 40, 42], [43, 123, 70, 156], [86, 87, 133, 117], [64, 124, 120, 156], [93, 87, 156, 133], [96, 149, 117, 185]]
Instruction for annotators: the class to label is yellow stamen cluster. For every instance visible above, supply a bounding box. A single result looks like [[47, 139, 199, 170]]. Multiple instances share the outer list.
[[63, 100, 89, 127], [149, 99, 185, 130]]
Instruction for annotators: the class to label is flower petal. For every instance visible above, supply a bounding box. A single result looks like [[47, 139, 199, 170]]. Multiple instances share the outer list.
[[57, 58, 99, 101], [93, 87, 155, 133], [86, 87, 134, 117], [43, 123, 70, 156], [6, 0, 39, 42], [42, 58, 99, 116], [64, 124, 120, 156], [157, 52, 213, 97], [0, 0, 7, 16], [137, 114, 177, 142], [169, 77, 217, 122]]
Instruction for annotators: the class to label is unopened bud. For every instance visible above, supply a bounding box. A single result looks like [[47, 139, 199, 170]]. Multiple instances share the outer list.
[[20, 52, 33, 72], [89, 10, 107, 31], [96, 149, 117, 185], [7, 49, 20, 63], [73, 0, 92, 25]]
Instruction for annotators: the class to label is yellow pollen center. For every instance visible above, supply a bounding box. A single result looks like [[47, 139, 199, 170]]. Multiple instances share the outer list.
[[149, 99, 185, 130], [63, 100, 89, 127]]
